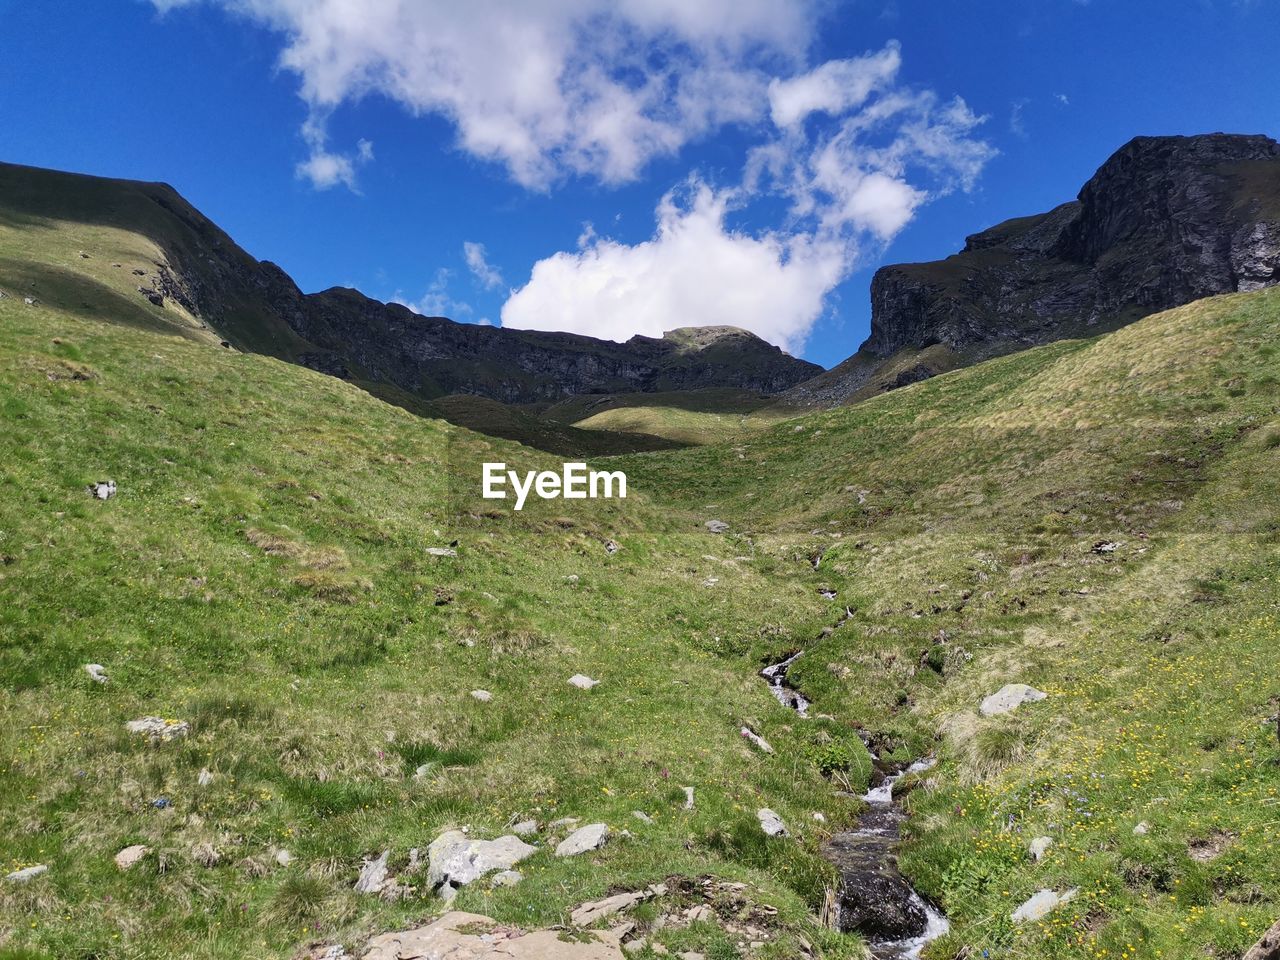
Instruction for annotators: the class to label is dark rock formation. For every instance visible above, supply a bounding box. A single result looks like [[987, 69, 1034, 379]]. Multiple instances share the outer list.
[[821, 806, 927, 941], [785, 133, 1280, 407], [0, 160, 820, 408]]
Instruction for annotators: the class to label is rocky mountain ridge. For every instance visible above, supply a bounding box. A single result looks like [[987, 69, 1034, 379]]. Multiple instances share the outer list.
[[0, 161, 821, 408], [782, 133, 1280, 407]]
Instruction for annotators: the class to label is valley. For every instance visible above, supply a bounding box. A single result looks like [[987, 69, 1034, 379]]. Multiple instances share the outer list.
[[2, 139, 1280, 960]]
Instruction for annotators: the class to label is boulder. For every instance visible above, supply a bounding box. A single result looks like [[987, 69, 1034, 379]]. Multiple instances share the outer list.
[[5, 864, 48, 882], [980, 684, 1047, 717], [555, 823, 610, 857], [362, 911, 627, 960], [1011, 888, 1077, 923], [1244, 917, 1280, 960], [757, 809, 787, 837], [115, 844, 148, 871], [88, 480, 117, 500], [427, 831, 537, 897], [354, 850, 391, 894], [126, 716, 189, 741]]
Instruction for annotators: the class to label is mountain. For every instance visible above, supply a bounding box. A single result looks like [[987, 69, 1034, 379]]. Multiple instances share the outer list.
[[0, 161, 821, 413], [783, 133, 1280, 407]]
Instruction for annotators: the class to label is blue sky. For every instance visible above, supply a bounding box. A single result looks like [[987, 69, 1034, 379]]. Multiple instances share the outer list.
[[2, 0, 1278, 369]]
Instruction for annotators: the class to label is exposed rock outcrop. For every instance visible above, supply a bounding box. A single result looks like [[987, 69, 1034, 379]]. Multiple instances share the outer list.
[[784, 134, 1280, 407]]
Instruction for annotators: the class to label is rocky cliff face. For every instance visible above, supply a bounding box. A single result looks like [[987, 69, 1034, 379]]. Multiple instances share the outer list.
[[0, 160, 820, 409], [784, 133, 1280, 407]]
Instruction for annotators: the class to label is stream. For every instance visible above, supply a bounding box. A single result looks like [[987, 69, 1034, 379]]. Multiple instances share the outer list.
[[759, 650, 949, 959]]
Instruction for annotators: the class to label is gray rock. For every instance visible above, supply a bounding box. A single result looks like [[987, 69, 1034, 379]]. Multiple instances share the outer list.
[[88, 480, 117, 500], [549, 817, 580, 830], [683, 786, 695, 810], [5, 864, 48, 882], [83, 663, 108, 684], [568, 674, 599, 690], [427, 831, 537, 896], [512, 819, 538, 836], [757, 808, 787, 837], [115, 844, 148, 871], [355, 850, 391, 894], [491, 869, 523, 888], [555, 823, 610, 857], [426, 547, 457, 557], [275, 848, 293, 867], [1029, 836, 1053, 861], [740, 726, 774, 754], [470, 689, 493, 702], [1011, 888, 1077, 923], [704, 520, 729, 534], [1133, 821, 1150, 835], [980, 683, 1047, 716], [126, 716, 189, 741], [631, 811, 653, 824], [197, 768, 214, 786]]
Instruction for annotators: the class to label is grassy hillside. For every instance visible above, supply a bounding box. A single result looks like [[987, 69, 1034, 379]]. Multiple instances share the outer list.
[[542, 389, 790, 446], [619, 288, 1280, 958], [2, 274, 1279, 960]]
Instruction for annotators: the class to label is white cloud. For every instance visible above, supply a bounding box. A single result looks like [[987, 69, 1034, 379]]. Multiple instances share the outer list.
[[501, 181, 846, 353], [767, 42, 901, 128], [463, 241, 504, 290], [153, 0, 816, 190], [503, 48, 994, 352], [396, 268, 473, 318], [295, 112, 373, 190]]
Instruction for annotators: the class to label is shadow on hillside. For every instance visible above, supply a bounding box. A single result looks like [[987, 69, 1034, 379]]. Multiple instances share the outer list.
[[0, 258, 201, 340]]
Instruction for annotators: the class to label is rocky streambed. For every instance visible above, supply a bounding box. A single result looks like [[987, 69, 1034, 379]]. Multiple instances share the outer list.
[[760, 651, 948, 959]]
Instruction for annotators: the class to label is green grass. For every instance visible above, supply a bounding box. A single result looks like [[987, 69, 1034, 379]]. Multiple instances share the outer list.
[[2, 194, 1280, 960]]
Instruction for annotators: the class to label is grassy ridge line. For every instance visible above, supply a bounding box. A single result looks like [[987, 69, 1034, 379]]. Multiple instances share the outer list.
[[0, 301, 867, 959]]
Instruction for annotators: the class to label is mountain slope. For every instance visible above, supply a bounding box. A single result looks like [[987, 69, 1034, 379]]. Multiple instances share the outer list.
[[782, 133, 1280, 407], [0, 160, 821, 414]]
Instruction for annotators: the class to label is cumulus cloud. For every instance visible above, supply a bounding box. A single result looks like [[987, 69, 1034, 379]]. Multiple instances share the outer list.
[[501, 182, 847, 352], [504, 47, 994, 352], [152, 0, 816, 190], [463, 241, 505, 290]]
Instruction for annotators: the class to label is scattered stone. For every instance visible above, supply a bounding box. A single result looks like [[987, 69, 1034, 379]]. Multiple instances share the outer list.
[[571, 889, 652, 925], [569, 674, 600, 690], [631, 811, 653, 824], [274, 848, 292, 867], [83, 663, 108, 684], [704, 520, 729, 534], [604, 539, 620, 555], [197, 768, 214, 786], [549, 817, 580, 830], [1133, 821, 1150, 836], [565, 574, 580, 583], [678, 953, 705, 960], [126, 717, 189, 741], [685, 905, 713, 923], [555, 823, 610, 857], [490, 869, 522, 888], [1244, 917, 1280, 960], [355, 850, 391, 894], [88, 480, 117, 500], [512, 819, 538, 836], [79, 251, 90, 259], [138, 286, 164, 306], [23, 296, 37, 306], [427, 831, 537, 897], [1011, 888, 1077, 923], [683, 786, 695, 810], [5, 864, 48, 882], [980, 683, 1048, 717], [818, 588, 838, 600], [812, 812, 826, 823], [115, 844, 148, 871], [362, 911, 628, 960], [1029, 836, 1053, 861], [426, 546, 457, 557], [757, 808, 787, 837], [471, 689, 493, 702], [1093, 540, 1120, 554], [740, 726, 774, 754], [622, 941, 646, 955]]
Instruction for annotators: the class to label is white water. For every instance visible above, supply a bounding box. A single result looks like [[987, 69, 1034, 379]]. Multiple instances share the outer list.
[[873, 893, 951, 960], [760, 651, 810, 716], [860, 758, 937, 806]]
